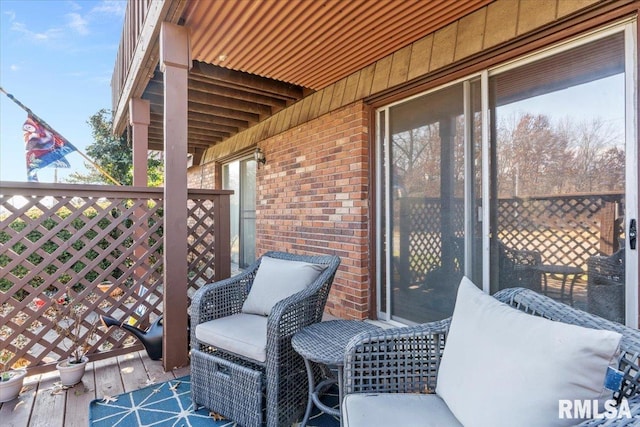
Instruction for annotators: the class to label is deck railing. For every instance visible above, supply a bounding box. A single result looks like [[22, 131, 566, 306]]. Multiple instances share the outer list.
[[399, 192, 623, 284], [0, 182, 230, 374], [111, 0, 152, 113]]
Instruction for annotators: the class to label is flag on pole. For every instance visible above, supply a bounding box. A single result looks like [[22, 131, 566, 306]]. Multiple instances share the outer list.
[[23, 115, 76, 182]]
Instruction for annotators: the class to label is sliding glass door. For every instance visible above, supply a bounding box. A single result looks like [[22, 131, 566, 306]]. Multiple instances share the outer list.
[[488, 29, 632, 323], [377, 81, 482, 323], [377, 23, 638, 326], [223, 157, 257, 270]]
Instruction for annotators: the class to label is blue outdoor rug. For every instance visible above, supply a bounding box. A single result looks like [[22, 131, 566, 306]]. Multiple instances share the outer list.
[[89, 375, 339, 427]]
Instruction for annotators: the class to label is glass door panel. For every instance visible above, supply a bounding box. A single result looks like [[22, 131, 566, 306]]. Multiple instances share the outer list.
[[383, 83, 466, 323], [223, 162, 240, 266], [240, 159, 256, 268], [223, 157, 257, 271], [488, 32, 627, 322]]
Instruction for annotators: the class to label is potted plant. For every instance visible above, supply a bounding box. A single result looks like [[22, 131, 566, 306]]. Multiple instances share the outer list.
[[53, 295, 98, 386], [0, 345, 27, 402]]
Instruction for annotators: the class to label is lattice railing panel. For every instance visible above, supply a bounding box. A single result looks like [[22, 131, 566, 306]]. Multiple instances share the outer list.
[[187, 197, 220, 300], [396, 194, 622, 285], [498, 193, 624, 270], [0, 187, 164, 372], [0, 184, 231, 373]]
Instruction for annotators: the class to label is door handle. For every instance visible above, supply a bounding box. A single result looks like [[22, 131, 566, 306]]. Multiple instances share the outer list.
[[630, 219, 637, 250]]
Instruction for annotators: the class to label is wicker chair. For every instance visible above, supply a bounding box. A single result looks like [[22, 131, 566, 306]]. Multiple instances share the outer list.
[[498, 242, 542, 292], [343, 287, 640, 426], [588, 248, 625, 324], [190, 251, 340, 427]]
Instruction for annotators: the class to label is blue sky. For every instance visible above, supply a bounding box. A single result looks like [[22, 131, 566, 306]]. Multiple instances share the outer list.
[[0, 0, 126, 183]]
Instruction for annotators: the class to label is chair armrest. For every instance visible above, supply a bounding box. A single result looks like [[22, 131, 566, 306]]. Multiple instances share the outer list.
[[343, 319, 451, 395]]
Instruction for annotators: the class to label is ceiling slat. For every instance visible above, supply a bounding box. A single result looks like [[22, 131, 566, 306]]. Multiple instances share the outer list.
[[184, 0, 493, 89], [144, 0, 492, 153]]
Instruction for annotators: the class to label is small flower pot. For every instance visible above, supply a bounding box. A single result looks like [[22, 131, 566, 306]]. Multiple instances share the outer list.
[[0, 369, 27, 402], [56, 357, 88, 386]]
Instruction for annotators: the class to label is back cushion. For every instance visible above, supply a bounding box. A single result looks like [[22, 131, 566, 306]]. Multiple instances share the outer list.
[[436, 277, 621, 427], [241, 256, 327, 316]]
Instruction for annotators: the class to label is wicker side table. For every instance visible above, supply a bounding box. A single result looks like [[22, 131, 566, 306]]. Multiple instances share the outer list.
[[291, 320, 380, 427]]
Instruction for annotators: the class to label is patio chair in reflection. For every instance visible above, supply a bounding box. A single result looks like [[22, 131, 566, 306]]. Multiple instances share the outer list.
[[587, 248, 625, 324], [498, 242, 542, 292]]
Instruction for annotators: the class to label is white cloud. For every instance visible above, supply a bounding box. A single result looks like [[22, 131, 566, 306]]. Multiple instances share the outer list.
[[67, 12, 89, 35], [10, 21, 63, 42], [92, 0, 126, 17], [4, 10, 16, 21], [10, 64, 20, 72], [66, 1, 82, 12]]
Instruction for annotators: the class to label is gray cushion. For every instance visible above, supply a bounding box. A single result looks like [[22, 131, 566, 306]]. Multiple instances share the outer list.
[[242, 256, 327, 316], [342, 393, 463, 427], [436, 277, 622, 427], [194, 313, 268, 362]]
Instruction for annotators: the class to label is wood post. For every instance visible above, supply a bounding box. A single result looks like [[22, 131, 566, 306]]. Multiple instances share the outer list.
[[129, 98, 150, 186], [599, 202, 618, 256], [160, 21, 191, 370], [129, 98, 151, 327]]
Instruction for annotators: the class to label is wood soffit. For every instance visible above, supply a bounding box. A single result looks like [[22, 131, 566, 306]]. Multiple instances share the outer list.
[[145, 0, 492, 156]]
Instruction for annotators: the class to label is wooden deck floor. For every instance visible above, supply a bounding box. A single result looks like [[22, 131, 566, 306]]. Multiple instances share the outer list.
[[0, 351, 189, 427]]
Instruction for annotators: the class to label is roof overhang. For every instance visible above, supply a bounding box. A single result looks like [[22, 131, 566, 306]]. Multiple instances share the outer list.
[[112, 0, 493, 159]]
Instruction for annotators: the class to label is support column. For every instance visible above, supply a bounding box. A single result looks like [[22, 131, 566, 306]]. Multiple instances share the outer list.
[[129, 98, 151, 326], [160, 21, 191, 370], [129, 98, 150, 186]]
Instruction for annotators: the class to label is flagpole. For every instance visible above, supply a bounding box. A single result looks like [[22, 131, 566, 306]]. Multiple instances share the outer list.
[[0, 86, 122, 186]]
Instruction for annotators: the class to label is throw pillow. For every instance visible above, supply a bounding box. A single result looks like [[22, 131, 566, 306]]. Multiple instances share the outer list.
[[436, 277, 622, 427], [241, 256, 327, 316]]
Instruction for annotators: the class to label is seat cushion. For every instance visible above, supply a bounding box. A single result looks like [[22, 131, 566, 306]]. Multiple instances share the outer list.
[[436, 277, 622, 427], [195, 313, 268, 363], [241, 256, 327, 316], [342, 393, 463, 427]]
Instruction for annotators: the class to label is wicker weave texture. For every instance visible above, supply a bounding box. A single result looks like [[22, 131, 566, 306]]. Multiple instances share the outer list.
[[190, 251, 340, 427], [343, 287, 640, 426], [191, 350, 263, 427], [587, 249, 625, 323]]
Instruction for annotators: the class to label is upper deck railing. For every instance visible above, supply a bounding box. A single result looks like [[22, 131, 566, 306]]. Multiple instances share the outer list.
[[0, 182, 230, 374], [111, 0, 153, 120]]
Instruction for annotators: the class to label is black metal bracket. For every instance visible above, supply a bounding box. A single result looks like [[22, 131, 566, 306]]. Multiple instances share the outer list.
[[630, 219, 637, 250]]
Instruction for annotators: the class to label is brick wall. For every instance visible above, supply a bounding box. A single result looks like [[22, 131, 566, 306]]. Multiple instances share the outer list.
[[187, 162, 217, 189], [255, 101, 370, 319]]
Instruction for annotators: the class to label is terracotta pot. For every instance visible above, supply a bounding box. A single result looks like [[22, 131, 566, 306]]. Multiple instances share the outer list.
[[56, 357, 88, 386], [0, 369, 27, 402]]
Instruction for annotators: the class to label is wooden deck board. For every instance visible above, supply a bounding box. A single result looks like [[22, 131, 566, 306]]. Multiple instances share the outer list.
[[64, 362, 96, 427], [0, 351, 189, 427], [0, 373, 40, 427], [28, 371, 66, 427]]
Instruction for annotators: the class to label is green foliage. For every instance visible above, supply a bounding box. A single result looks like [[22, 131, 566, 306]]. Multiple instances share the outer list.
[[0, 204, 164, 301], [65, 109, 164, 186]]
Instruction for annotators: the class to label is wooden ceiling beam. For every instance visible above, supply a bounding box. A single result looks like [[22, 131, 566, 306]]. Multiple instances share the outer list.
[[148, 137, 216, 151], [191, 61, 305, 100], [189, 122, 239, 137], [149, 112, 244, 133], [188, 101, 259, 124], [186, 111, 248, 129], [145, 80, 272, 116], [148, 127, 222, 144], [189, 131, 229, 141], [188, 135, 223, 146], [189, 89, 273, 117], [188, 79, 287, 109]]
